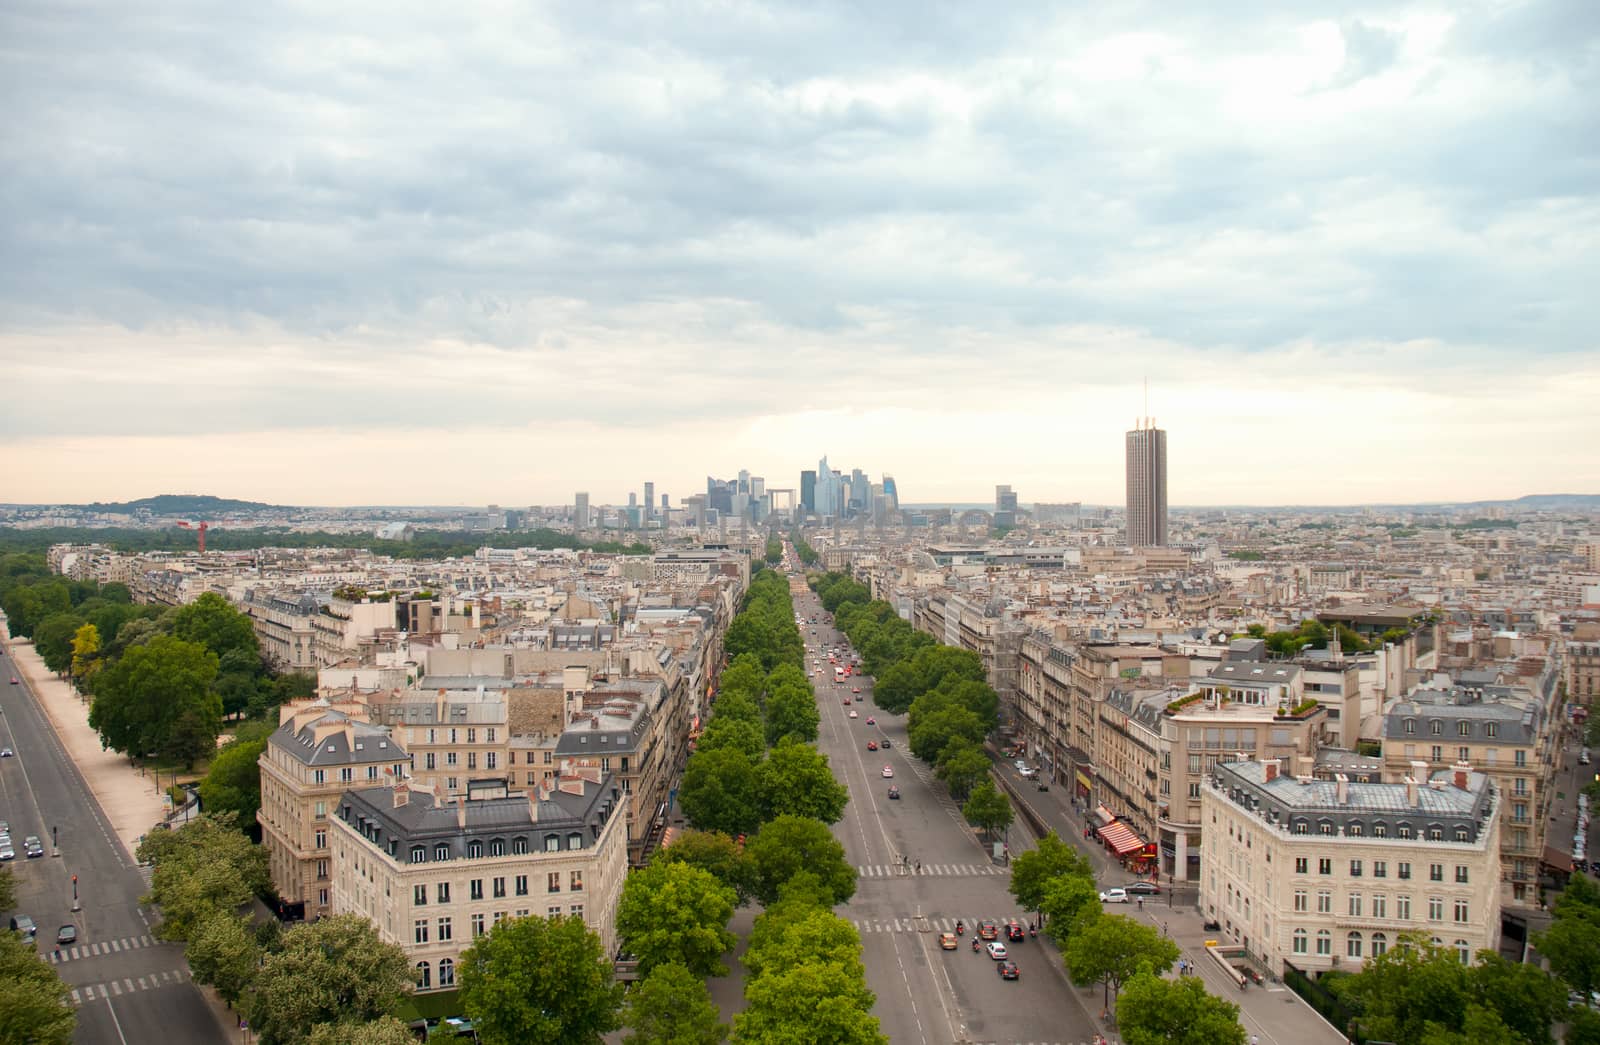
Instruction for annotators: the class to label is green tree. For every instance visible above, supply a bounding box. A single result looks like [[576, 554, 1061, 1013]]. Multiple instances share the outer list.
[[171, 591, 260, 662], [616, 862, 737, 978], [764, 686, 821, 746], [695, 715, 767, 763], [758, 739, 848, 824], [679, 747, 764, 838], [32, 611, 83, 675], [1008, 830, 1094, 913], [458, 914, 623, 1045], [1039, 874, 1103, 944], [247, 915, 412, 1045], [1063, 914, 1179, 1002], [1468, 950, 1565, 1045], [1333, 932, 1473, 1045], [746, 814, 857, 906], [89, 634, 220, 762], [622, 962, 728, 1045], [744, 906, 864, 982], [186, 913, 261, 1006], [1116, 966, 1247, 1045], [0, 864, 14, 911], [137, 813, 269, 941], [734, 959, 886, 1045], [1539, 913, 1600, 997], [962, 779, 1013, 841], [199, 737, 267, 831], [934, 739, 991, 801], [306, 1016, 417, 1045], [653, 829, 757, 907], [0, 930, 76, 1044], [718, 658, 768, 705], [1567, 1006, 1600, 1045]]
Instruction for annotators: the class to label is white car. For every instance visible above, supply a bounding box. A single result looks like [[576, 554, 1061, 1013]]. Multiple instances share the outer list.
[[986, 941, 1008, 960], [882, 765, 894, 778], [849, 709, 858, 719], [1099, 888, 1129, 904]]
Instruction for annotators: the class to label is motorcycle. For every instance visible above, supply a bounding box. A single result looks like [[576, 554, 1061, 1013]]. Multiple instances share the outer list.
[[972, 938, 980, 953], [955, 921, 965, 936]]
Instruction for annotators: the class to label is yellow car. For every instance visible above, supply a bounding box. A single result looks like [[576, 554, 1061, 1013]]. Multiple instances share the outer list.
[[939, 932, 958, 951]]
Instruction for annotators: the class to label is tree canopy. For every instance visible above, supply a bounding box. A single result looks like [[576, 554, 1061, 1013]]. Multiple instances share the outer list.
[[246, 915, 413, 1045], [0, 929, 75, 1044], [1116, 966, 1246, 1045], [622, 963, 728, 1045], [745, 814, 857, 907], [88, 633, 221, 766], [615, 862, 738, 978], [458, 914, 623, 1045], [1063, 914, 1179, 998], [758, 739, 848, 824]]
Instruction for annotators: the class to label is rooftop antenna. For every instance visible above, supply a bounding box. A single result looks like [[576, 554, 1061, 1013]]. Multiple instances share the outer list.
[[1143, 376, 1148, 428]]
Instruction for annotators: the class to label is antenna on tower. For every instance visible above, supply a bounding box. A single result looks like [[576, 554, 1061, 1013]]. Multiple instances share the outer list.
[[1142, 376, 1149, 429]]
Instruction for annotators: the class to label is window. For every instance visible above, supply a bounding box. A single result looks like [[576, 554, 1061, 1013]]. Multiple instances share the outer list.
[[570, 870, 584, 892], [467, 752, 477, 770], [567, 833, 583, 851], [1316, 930, 1331, 956], [1429, 864, 1443, 882], [314, 801, 327, 819], [1398, 862, 1412, 880], [1317, 890, 1332, 914], [1319, 858, 1332, 876], [446, 752, 457, 767], [1396, 896, 1411, 921], [1429, 897, 1444, 922], [367, 765, 379, 781], [1293, 928, 1307, 954], [1374, 823, 1387, 838], [1430, 720, 1442, 736], [437, 917, 452, 942], [490, 839, 505, 857], [425, 753, 436, 770], [434, 844, 450, 861], [414, 885, 427, 906], [414, 920, 429, 944], [1348, 822, 1363, 837], [1514, 802, 1528, 822], [1455, 866, 1469, 884], [1458, 721, 1470, 737], [1485, 723, 1497, 738], [1319, 821, 1333, 836], [548, 873, 562, 894], [1294, 890, 1308, 912], [467, 840, 484, 859], [1430, 746, 1442, 763], [1374, 861, 1387, 878], [1349, 893, 1362, 917], [314, 770, 326, 784], [340, 768, 353, 783], [471, 913, 485, 937], [570, 903, 584, 918], [487, 728, 496, 742], [512, 837, 529, 855], [1454, 900, 1469, 923], [1457, 747, 1469, 762], [548, 906, 562, 918], [1456, 939, 1471, 964], [1295, 858, 1309, 874], [1189, 782, 1201, 799], [470, 879, 484, 901], [416, 961, 431, 990], [1350, 860, 1363, 877], [1515, 750, 1526, 768], [1399, 824, 1414, 839], [493, 877, 506, 899], [545, 835, 561, 853], [486, 752, 498, 770], [437, 882, 451, 904], [515, 875, 529, 896], [1372, 894, 1386, 918], [316, 859, 329, 880], [1347, 932, 1363, 959], [438, 958, 455, 988], [467, 728, 476, 743], [315, 829, 327, 850], [1404, 719, 1416, 735], [411, 846, 426, 864]]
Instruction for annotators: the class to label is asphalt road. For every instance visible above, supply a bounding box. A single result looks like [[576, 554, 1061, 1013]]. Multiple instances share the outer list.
[[0, 627, 225, 1045], [794, 583, 1099, 1045]]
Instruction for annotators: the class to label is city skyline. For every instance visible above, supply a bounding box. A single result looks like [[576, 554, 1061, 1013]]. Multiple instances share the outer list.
[[3, 2, 1597, 506]]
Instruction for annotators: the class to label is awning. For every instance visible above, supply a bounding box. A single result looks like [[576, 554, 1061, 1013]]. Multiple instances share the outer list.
[[1100, 821, 1144, 856], [1544, 845, 1575, 874], [1093, 804, 1117, 827]]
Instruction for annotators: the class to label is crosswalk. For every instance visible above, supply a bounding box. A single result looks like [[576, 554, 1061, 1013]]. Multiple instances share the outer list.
[[857, 862, 1002, 878], [68, 967, 190, 1005], [850, 915, 1034, 935], [48, 934, 157, 964]]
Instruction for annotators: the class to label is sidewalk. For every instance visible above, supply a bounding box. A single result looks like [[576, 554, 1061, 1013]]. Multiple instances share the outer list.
[[1, 627, 168, 861], [992, 761, 1346, 1045]]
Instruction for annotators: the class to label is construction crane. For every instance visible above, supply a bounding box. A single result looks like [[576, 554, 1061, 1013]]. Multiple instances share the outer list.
[[175, 520, 210, 554]]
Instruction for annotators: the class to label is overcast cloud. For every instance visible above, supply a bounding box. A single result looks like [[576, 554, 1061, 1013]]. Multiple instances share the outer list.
[[2, 0, 1596, 507]]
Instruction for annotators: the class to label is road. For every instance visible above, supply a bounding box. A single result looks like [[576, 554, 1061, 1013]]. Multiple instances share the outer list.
[[0, 625, 224, 1045], [793, 580, 1099, 1045]]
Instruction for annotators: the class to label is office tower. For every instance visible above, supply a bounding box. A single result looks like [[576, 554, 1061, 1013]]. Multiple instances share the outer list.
[[660, 493, 669, 512], [750, 476, 764, 502], [574, 492, 589, 531], [628, 492, 637, 508], [737, 469, 751, 495], [643, 482, 654, 521], [1126, 420, 1168, 546], [707, 477, 735, 516], [994, 484, 1018, 528], [801, 470, 817, 513], [881, 475, 899, 513], [815, 457, 836, 518]]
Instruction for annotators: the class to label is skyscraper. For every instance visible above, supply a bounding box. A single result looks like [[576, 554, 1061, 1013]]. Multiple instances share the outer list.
[[994, 484, 1018, 528], [1125, 421, 1168, 546], [574, 492, 589, 532], [800, 470, 817, 514], [643, 482, 654, 521]]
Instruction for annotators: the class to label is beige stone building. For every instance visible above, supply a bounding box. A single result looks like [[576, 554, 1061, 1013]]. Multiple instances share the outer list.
[[1201, 758, 1501, 978], [328, 768, 627, 991], [257, 702, 410, 919]]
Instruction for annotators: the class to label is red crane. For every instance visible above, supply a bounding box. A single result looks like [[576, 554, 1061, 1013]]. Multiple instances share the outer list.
[[176, 520, 210, 554]]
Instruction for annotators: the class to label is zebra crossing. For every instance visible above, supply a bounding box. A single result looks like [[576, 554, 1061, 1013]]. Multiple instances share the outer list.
[[857, 862, 1002, 878], [850, 914, 1030, 935], [68, 967, 190, 1005], [49, 934, 158, 964]]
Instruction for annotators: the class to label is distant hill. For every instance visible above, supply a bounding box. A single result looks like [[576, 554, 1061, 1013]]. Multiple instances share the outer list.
[[82, 494, 280, 516]]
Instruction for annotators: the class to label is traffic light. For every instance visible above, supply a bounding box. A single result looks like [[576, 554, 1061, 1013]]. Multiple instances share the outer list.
[[72, 875, 78, 884]]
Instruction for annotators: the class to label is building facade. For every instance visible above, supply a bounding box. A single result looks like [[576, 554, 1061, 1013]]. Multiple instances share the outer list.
[[1125, 422, 1168, 547]]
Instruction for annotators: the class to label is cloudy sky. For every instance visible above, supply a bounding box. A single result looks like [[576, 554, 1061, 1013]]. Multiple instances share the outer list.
[[3, 1, 1596, 508]]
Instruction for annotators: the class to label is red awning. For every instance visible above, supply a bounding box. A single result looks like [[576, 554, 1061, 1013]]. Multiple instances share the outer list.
[[1093, 804, 1117, 827], [1100, 821, 1144, 856]]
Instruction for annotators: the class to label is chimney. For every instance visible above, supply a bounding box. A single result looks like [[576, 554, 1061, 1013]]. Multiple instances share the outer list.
[[455, 796, 468, 829], [1405, 776, 1419, 807], [1335, 773, 1349, 804], [1452, 763, 1471, 790], [1264, 760, 1279, 782], [393, 783, 410, 808]]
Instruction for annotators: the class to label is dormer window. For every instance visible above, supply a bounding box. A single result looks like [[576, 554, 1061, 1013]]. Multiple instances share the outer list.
[[1404, 720, 1416, 735], [1430, 721, 1442, 736], [467, 840, 483, 859]]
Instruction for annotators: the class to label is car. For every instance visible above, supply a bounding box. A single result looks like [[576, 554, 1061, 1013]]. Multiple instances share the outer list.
[[0, 842, 14, 861], [849, 710, 859, 719], [842, 697, 851, 705], [1006, 922, 1025, 941], [56, 925, 77, 946], [1124, 881, 1161, 896], [1013, 759, 1027, 771], [939, 931, 958, 950], [852, 686, 861, 694], [865, 717, 875, 725], [1099, 888, 1129, 903], [986, 941, 1008, 960], [881, 765, 894, 778], [867, 740, 878, 751], [880, 738, 891, 748], [998, 960, 1020, 980], [887, 786, 900, 799], [978, 920, 999, 941], [9, 915, 37, 943], [9, 677, 16, 685], [0, 748, 11, 758], [0, 820, 8, 835], [23, 836, 44, 859]]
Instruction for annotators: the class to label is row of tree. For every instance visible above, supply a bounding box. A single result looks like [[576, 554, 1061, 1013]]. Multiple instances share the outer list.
[[0, 864, 76, 1043], [0, 525, 652, 560], [1008, 832, 1247, 1044], [789, 533, 818, 566], [810, 572, 1015, 839]]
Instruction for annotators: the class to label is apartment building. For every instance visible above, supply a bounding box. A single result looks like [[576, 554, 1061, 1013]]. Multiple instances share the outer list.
[[312, 596, 399, 666], [1570, 640, 1600, 706], [1381, 678, 1552, 905], [240, 588, 322, 672], [1200, 758, 1501, 978], [257, 702, 410, 919], [329, 768, 627, 991]]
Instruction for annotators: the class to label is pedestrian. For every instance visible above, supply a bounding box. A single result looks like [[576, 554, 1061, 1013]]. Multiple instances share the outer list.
[[916, 860, 922, 874], [1138, 898, 1144, 911]]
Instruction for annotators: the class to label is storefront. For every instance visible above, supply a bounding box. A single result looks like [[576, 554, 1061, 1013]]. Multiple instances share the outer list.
[[1091, 805, 1154, 871]]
